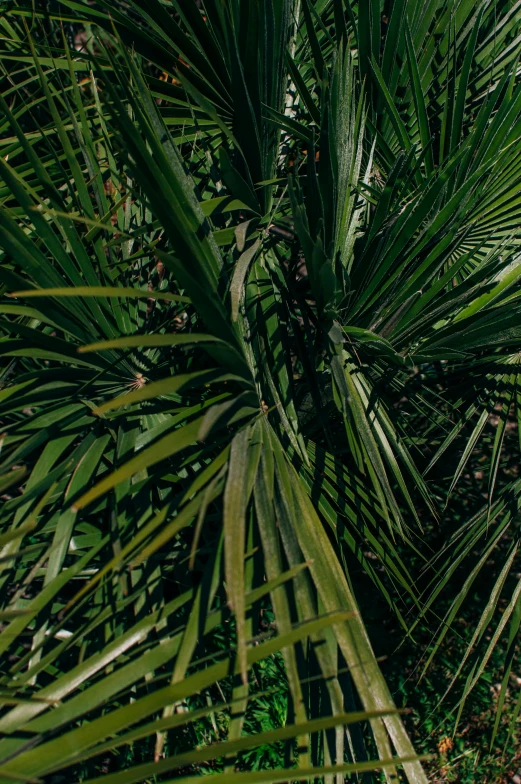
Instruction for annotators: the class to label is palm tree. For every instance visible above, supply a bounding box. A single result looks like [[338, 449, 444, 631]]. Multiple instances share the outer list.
[[0, 1, 520, 781]]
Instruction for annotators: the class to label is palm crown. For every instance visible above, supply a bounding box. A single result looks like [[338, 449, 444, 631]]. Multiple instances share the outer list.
[[0, 1, 521, 782]]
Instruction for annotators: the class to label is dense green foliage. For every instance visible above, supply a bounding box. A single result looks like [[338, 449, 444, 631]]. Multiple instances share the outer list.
[[1, 1, 521, 781]]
